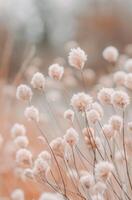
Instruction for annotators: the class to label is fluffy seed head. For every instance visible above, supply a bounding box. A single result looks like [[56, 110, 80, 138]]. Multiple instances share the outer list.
[[68, 47, 87, 69], [64, 109, 74, 122], [48, 64, 64, 80], [91, 102, 104, 118], [39, 193, 64, 200], [11, 189, 24, 200], [80, 174, 94, 190], [87, 109, 101, 124], [125, 73, 132, 90], [111, 90, 130, 109], [16, 84, 33, 102], [38, 151, 51, 164], [16, 148, 32, 166], [91, 194, 104, 200], [24, 106, 39, 122], [113, 71, 126, 86], [71, 92, 93, 112], [64, 127, 79, 146], [50, 137, 65, 157], [33, 158, 49, 178], [124, 59, 132, 72], [109, 115, 123, 132], [95, 161, 114, 182], [31, 72, 45, 91], [11, 123, 26, 138], [14, 136, 29, 148], [97, 88, 114, 105], [102, 46, 119, 62], [102, 124, 115, 139]]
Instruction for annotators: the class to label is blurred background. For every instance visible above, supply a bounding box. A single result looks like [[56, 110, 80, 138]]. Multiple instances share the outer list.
[[0, 0, 132, 80]]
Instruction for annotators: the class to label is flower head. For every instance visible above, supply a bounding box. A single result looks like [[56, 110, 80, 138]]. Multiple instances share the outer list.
[[95, 161, 114, 181], [97, 88, 114, 105], [64, 127, 79, 146], [24, 106, 39, 122], [111, 90, 130, 109], [31, 72, 45, 91], [102, 46, 119, 62], [48, 64, 64, 80], [11, 123, 26, 139], [68, 47, 87, 69], [16, 84, 33, 102], [11, 189, 24, 200], [16, 148, 32, 166], [71, 92, 93, 112]]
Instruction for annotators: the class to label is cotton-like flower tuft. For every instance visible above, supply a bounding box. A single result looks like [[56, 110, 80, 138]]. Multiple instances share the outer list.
[[50, 137, 65, 157], [39, 192, 64, 200], [91, 194, 104, 200], [87, 109, 101, 124], [124, 59, 132, 72], [24, 106, 39, 122], [102, 46, 119, 63], [31, 72, 45, 91], [102, 124, 115, 139], [125, 73, 132, 90], [33, 158, 49, 178], [111, 90, 130, 109], [38, 151, 51, 164], [64, 127, 79, 146], [68, 47, 87, 69], [91, 102, 104, 118], [48, 64, 64, 80], [11, 189, 24, 200], [11, 123, 26, 138], [16, 84, 33, 102], [113, 71, 126, 86], [14, 136, 29, 148], [95, 161, 114, 182], [64, 109, 74, 122], [97, 88, 114, 105], [71, 92, 93, 112], [80, 174, 94, 190], [109, 115, 123, 132], [16, 148, 32, 166]]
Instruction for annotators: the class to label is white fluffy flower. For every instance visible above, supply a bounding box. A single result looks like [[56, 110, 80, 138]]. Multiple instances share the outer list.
[[11, 123, 26, 138], [91, 102, 104, 118], [68, 47, 87, 69], [39, 193, 64, 200], [113, 71, 126, 86], [38, 151, 51, 164], [71, 92, 93, 112], [109, 115, 123, 132], [24, 106, 39, 122], [97, 88, 114, 105], [80, 174, 94, 190], [64, 109, 74, 122], [87, 109, 101, 124], [16, 84, 33, 102], [102, 124, 115, 139], [14, 136, 29, 148], [64, 127, 79, 146], [48, 64, 64, 80], [11, 189, 24, 200], [111, 90, 130, 109], [31, 72, 45, 91], [124, 59, 132, 72], [16, 148, 32, 165], [95, 161, 114, 181], [102, 46, 119, 62], [125, 73, 132, 90]]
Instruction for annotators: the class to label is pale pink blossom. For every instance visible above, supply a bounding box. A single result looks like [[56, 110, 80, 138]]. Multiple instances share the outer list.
[[103, 46, 119, 62], [113, 71, 126, 86], [24, 106, 39, 122], [111, 90, 130, 109], [64, 127, 79, 146], [11, 123, 26, 138], [48, 64, 64, 80], [16, 84, 33, 102], [97, 88, 114, 105], [16, 148, 32, 166], [68, 47, 87, 69], [31, 72, 45, 91]]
